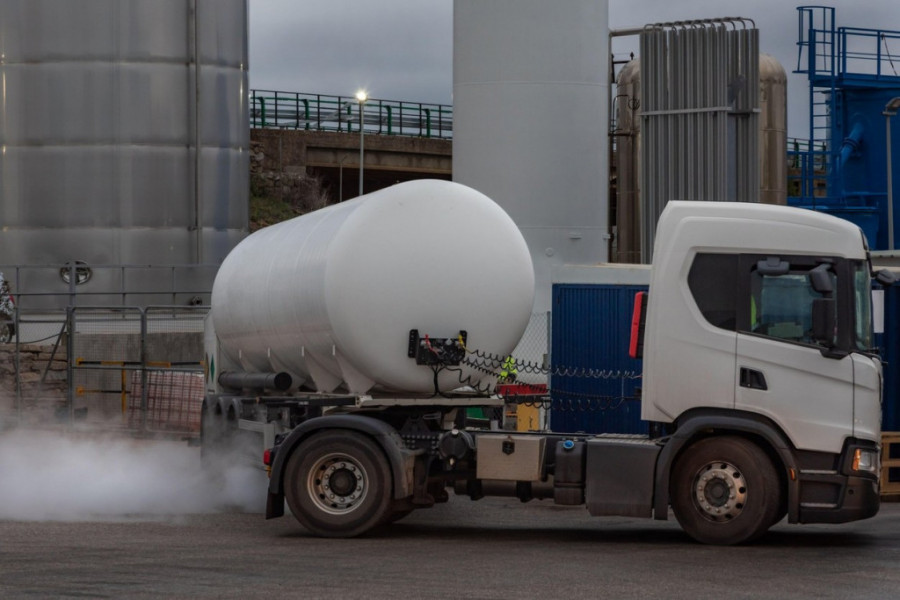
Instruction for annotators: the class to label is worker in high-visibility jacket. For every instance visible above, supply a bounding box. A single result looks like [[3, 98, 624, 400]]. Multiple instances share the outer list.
[[499, 355, 518, 383]]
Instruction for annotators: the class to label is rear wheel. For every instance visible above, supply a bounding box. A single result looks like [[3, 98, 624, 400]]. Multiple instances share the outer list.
[[0, 322, 13, 343], [285, 430, 393, 537], [671, 436, 781, 545]]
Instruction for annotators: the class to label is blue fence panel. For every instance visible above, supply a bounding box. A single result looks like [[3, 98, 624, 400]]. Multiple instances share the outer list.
[[550, 283, 647, 434]]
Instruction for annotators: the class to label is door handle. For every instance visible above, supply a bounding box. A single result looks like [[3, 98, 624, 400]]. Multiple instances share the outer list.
[[740, 367, 768, 391]]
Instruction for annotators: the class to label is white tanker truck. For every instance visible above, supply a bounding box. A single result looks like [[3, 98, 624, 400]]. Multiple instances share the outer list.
[[202, 179, 893, 545]]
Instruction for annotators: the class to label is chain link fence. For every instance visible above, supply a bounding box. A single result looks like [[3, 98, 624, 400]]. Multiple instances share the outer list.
[[67, 307, 206, 436], [0, 265, 213, 437]]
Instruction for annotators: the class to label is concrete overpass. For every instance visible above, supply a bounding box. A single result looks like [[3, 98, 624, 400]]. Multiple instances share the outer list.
[[251, 128, 451, 202]]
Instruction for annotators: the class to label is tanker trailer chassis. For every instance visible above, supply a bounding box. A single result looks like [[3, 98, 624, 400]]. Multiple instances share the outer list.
[[202, 388, 669, 540]]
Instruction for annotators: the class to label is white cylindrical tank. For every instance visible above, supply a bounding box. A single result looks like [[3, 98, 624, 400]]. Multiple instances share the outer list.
[[211, 180, 535, 395], [453, 0, 610, 311]]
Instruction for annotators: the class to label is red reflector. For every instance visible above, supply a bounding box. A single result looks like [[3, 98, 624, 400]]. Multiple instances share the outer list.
[[263, 448, 272, 466], [629, 291, 648, 359]]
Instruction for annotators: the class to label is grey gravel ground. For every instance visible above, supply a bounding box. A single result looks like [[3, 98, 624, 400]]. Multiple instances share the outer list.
[[2, 494, 898, 599]]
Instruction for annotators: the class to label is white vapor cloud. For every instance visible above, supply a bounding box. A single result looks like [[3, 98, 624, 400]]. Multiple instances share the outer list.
[[0, 430, 267, 521]]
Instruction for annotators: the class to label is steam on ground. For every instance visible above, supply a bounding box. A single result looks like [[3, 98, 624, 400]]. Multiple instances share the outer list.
[[0, 428, 267, 521]]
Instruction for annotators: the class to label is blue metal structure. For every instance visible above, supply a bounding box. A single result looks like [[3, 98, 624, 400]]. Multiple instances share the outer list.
[[549, 283, 646, 434], [789, 6, 900, 250], [876, 285, 900, 431]]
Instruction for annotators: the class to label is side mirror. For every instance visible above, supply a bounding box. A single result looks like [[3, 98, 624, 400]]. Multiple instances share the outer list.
[[875, 269, 897, 287], [809, 263, 834, 295], [811, 298, 836, 347]]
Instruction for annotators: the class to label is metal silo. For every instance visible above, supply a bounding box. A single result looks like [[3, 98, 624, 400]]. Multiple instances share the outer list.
[[759, 53, 788, 206], [0, 0, 248, 302], [612, 58, 641, 264], [452, 0, 610, 371], [452, 0, 610, 313]]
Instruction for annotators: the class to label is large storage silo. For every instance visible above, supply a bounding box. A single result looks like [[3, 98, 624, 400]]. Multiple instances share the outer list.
[[452, 0, 610, 319], [0, 0, 249, 302]]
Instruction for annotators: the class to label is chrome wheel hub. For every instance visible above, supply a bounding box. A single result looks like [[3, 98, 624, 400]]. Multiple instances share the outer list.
[[692, 461, 747, 522], [307, 453, 368, 515]]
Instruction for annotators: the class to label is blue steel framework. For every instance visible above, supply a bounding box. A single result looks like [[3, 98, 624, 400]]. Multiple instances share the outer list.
[[789, 6, 900, 250]]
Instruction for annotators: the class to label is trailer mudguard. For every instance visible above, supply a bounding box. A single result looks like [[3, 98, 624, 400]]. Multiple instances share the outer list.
[[266, 414, 420, 519], [653, 409, 799, 523]]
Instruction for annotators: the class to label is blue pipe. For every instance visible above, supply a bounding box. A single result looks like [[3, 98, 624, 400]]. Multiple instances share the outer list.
[[837, 121, 865, 171]]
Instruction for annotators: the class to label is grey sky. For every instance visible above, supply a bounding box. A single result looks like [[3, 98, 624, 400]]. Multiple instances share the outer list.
[[249, 1, 900, 138]]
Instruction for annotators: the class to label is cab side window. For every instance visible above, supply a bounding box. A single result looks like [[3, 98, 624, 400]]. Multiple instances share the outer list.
[[687, 253, 738, 331]]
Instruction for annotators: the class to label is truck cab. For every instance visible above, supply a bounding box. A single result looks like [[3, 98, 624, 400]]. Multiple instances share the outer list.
[[642, 201, 882, 540]]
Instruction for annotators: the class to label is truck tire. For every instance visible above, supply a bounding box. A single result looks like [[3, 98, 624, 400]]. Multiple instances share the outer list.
[[670, 436, 781, 545], [285, 430, 393, 538]]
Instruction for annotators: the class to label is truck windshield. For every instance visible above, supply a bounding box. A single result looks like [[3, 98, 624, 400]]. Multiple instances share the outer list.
[[852, 260, 873, 352]]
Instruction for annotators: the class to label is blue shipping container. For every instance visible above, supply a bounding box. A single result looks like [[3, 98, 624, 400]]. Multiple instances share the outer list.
[[877, 285, 900, 431], [550, 283, 647, 434]]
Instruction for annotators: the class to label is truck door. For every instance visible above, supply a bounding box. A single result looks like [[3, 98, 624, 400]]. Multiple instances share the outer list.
[[734, 255, 853, 455]]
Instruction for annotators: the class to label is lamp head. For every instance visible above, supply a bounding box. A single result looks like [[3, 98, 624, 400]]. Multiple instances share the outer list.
[[885, 96, 900, 116]]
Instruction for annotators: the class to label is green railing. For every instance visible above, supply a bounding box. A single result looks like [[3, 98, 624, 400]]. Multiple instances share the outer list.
[[250, 90, 453, 139]]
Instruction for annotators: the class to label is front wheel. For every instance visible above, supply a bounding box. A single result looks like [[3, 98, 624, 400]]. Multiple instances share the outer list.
[[671, 436, 781, 545], [285, 430, 393, 538]]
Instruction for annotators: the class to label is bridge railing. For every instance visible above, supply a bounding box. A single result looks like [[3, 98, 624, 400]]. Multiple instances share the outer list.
[[250, 90, 453, 139]]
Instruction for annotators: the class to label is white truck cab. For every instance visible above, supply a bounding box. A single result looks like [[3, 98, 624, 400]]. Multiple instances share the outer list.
[[643, 201, 883, 539]]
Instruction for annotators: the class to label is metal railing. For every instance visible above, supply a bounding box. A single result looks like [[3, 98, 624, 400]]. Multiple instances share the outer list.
[[787, 137, 829, 202], [250, 90, 453, 139], [0, 263, 218, 313]]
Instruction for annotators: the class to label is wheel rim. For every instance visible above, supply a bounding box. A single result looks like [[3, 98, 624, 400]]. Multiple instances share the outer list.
[[691, 461, 747, 522], [306, 452, 368, 515]]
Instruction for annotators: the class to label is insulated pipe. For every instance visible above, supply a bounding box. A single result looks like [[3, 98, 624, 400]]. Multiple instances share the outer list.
[[218, 371, 293, 391], [838, 121, 865, 172]]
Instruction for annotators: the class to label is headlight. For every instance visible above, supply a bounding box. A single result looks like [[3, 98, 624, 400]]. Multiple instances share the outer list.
[[852, 448, 879, 475]]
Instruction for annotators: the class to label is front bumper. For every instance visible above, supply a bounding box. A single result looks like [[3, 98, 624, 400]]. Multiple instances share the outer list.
[[798, 474, 880, 524]]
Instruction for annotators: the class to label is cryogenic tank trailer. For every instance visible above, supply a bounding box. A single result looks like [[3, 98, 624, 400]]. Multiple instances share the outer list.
[[203, 183, 890, 546]]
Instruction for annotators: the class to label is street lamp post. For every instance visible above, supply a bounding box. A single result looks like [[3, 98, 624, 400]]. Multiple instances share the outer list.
[[884, 97, 900, 250], [356, 90, 368, 197]]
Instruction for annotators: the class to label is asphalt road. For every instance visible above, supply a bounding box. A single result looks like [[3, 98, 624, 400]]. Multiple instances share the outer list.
[[3, 493, 900, 599]]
